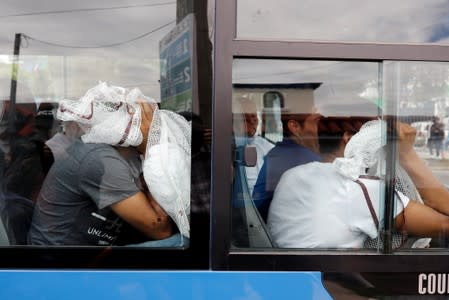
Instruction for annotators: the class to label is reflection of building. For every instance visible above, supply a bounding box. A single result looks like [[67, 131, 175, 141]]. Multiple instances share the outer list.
[[233, 83, 321, 142], [398, 97, 449, 124]]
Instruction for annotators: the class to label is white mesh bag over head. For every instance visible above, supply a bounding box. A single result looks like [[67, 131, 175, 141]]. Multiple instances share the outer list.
[[333, 119, 423, 202], [57, 82, 156, 147], [143, 108, 192, 238], [333, 119, 385, 180]]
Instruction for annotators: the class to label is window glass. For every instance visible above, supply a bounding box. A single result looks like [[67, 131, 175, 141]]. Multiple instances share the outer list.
[[384, 61, 449, 250], [231, 59, 449, 252], [231, 59, 383, 250], [237, 0, 449, 44], [0, 1, 198, 248]]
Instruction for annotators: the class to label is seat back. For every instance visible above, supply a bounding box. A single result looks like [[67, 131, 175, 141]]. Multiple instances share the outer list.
[[232, 146, 275, 248], [0, 212, 10, 246], [0, 193, 34, 245]]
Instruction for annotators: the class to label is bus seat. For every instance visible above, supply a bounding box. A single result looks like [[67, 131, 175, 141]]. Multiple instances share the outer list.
[[232, 145, 276, 248], [0, 212, 10, 246], [0, 193, 34, 245]]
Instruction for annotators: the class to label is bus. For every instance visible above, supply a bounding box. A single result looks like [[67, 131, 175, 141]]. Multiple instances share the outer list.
[[1, 1, 449, 299]]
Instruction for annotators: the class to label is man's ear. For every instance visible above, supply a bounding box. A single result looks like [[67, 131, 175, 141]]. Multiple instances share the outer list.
[[287, 120, 300, 135], [342, 131, 353, 144]]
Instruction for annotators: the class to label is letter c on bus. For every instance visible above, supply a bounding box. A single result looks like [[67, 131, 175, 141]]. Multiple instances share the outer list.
[[419, 273, 427, 294]]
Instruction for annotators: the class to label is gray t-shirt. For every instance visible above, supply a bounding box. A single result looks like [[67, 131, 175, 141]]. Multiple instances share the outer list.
[[28, 139, 142, 245]]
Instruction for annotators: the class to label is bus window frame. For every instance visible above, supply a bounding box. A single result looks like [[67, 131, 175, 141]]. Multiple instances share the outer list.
[[211, 0, 449, 272]]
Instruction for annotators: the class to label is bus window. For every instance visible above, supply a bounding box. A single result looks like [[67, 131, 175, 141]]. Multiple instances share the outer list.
[[231, 58, 449, 254], [231, 59, 382, 250], [236, 0, 449, 45], [0, 0, 212, 257], [383, 61, 449, 250]]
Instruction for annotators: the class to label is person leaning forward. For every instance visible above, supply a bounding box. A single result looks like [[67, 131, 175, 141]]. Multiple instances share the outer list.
[[28, 83, 179, 246]]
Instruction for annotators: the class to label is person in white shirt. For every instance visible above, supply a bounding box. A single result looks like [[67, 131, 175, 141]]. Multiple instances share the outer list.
[[268, 119, 449, 248], [233, 98, 274, 194]]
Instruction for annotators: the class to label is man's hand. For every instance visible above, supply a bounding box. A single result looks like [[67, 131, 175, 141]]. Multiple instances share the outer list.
[[398, 122, 417, 161]]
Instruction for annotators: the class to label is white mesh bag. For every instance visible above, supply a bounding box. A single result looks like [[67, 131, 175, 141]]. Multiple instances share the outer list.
[[143, 108, 191, 239], [333, 120, 385, 180], [338, 119, 423, 203], [56, 82, 156, 147]]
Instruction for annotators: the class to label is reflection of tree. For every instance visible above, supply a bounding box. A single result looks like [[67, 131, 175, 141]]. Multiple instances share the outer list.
[[27, 58, 53, 102], [382, 62, 449, 118], [400, 63, 449, 105], [0, 62, 11, 80]]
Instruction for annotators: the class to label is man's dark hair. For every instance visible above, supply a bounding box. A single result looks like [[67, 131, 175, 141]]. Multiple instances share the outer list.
[[318, 117, 371, 154]]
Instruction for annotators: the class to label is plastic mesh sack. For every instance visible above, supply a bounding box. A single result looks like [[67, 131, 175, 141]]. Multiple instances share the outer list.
[[57, 82, 155, 147], [143, 108, 191, 238]]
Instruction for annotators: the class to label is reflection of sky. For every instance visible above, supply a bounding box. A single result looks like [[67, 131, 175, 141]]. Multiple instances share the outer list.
[[237, 0, 449, 44], [233, 59, 380, 116], [0, 1, 175, 56], [233, 59, 449, 118], [0, 0, 177, 101], [428, 17, 449, 43]]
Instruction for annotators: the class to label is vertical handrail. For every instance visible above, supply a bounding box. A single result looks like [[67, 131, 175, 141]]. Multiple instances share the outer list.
[[382, 62, 400, 254], [8, 33, 21, 138], [383, 117, 397, 253]]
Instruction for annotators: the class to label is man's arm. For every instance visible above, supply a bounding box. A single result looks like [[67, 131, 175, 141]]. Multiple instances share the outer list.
[[398, 122, 449, 215], [400, 201, 449, 238], [110, 191, 173, 240]]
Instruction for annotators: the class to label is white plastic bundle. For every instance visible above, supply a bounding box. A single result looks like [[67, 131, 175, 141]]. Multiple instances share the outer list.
[[57, 82, 154, 147], [143, 108, 191, 238]]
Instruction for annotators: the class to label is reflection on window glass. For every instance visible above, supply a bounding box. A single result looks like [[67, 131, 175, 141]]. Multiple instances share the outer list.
[[384, 61, 449, 250], [0, 1, 197, 247], [231, 59, 386, 249], [262, 91, 283, 143], [237, 0, 449, 44], [232, 59, 449, 252]]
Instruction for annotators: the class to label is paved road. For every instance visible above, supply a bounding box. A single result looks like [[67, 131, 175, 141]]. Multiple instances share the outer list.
[[415, 147, 449, 185]]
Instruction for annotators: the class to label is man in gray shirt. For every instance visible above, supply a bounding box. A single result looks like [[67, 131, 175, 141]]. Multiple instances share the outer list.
[[28, 102, 173, 246]]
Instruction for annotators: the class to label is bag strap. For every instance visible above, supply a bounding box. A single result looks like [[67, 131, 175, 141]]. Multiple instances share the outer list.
[[355, 179, 379, 230]]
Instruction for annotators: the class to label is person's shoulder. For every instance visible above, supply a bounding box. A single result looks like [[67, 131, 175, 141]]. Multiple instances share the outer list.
[[271, 139, 296, 151], [267, 140, 320, 159], [254, 135, 273, 144], [76, 142, 126, 164], [355, 175, 383, 192], [293, 144, 321, 161], [283, 161, 325, 178], [81, 142, 117, 155], [253, 136, 274, 149], [266, 142, 284, 154]]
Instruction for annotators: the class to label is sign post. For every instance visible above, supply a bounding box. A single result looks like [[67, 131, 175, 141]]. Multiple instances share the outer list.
[[159, 14, 197, 112]]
